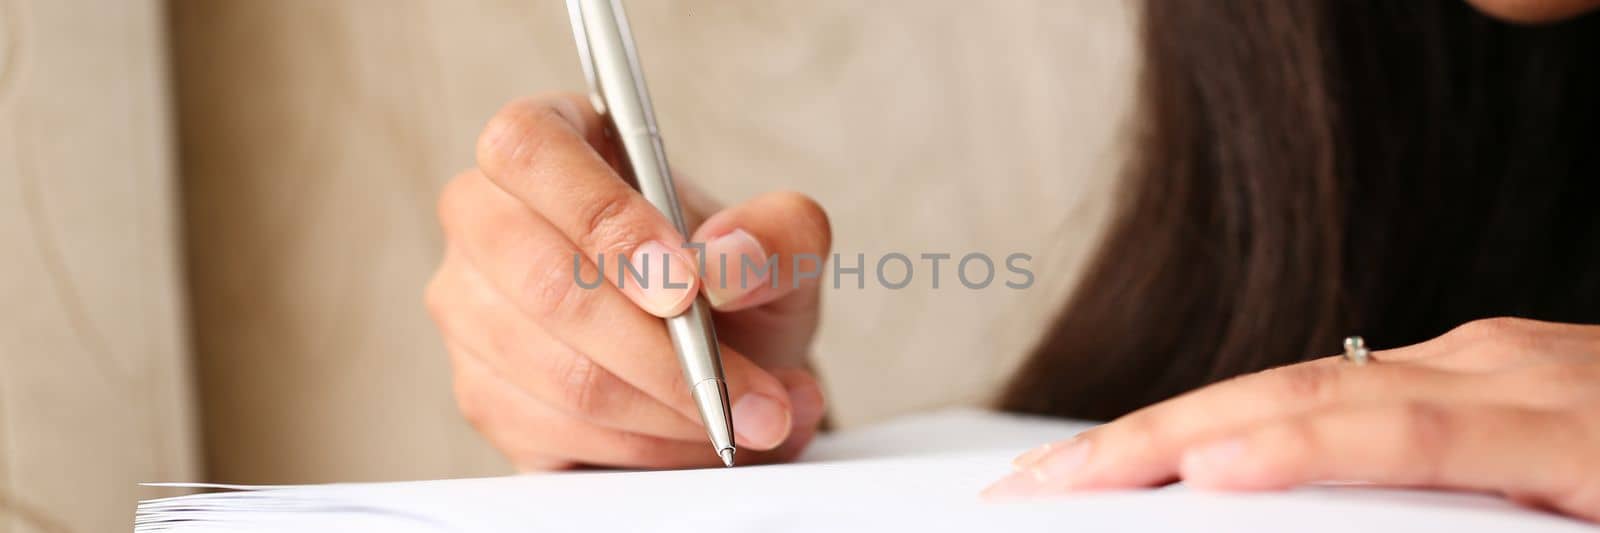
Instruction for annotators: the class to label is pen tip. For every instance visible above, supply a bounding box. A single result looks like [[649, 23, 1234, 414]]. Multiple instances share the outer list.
[[719, 448, 735, 467]]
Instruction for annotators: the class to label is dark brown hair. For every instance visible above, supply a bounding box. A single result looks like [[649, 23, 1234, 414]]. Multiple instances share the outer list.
[[1002, 0, 1600, 421]]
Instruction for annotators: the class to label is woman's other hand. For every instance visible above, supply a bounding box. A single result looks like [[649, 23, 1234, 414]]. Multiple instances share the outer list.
[[1465, 0, 1600, 24], [987, 317, 1600, 521], [426, 93, 831, 470]]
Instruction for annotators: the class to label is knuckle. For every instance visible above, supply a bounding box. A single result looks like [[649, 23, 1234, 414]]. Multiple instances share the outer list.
[[552, 355, 607, 419], [423, 270, 451, 323], [476, 98, 553, 172], [770, 190, 832, 253], [517, 247, 591, 321], [577, 192, 652, 258], [1451, 316, 1531, 342], [452, 371, 491, 430], [1268, 418, 1318, 455], [436, 170, 481, 236], [1366, 402, 1455, 484], [1269, 363, 1343, 403], [1393, 402, 1454, 457], [1117, 416, 1163, 453], [439, 171, 532, 249]]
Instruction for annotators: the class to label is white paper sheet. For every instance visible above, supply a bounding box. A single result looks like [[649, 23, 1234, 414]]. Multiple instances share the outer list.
[[136, 409, 1596, 532]]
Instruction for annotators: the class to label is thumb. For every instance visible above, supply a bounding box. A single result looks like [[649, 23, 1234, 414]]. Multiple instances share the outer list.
[[689, 191, 832, 311]]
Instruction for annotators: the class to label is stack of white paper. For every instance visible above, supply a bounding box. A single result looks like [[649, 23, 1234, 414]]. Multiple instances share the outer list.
[[136, 409, 1594, 532]]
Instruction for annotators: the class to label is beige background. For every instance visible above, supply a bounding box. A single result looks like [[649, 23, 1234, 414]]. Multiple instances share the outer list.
[[0, 0, 199, 532], [3, 1, 1134, 531]]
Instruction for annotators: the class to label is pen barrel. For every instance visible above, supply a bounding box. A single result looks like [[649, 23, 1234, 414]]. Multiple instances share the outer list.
[[616, 129, 689, 235], [667, 299, 726, 384], [575, 0, 688, 234], [572, 0, 736, 455], [579, 0, 720, 381]]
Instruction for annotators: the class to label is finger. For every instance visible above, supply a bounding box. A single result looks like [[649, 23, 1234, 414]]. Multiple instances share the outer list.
[[758, 368, 830, 462], [1002, 359, 1481, 492], [439, 170, 796, 450], [688, 191, 832, 311], [444, 342, 576, 472], [1178, 402, 1600, 521], [451, 342, 823, 469], [449, 343, 735, 469], [426, 246, 706, 441], [712, 284, 822, 370], [476, 94, 699, 317], [1465, 0, 1600, 24]]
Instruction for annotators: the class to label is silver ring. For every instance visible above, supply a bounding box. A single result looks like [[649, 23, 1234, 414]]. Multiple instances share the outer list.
[[1343, 336, 1372, 365]]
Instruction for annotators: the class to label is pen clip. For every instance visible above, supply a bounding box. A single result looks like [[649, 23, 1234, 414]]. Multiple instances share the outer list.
[[564, 0, 606, 115]]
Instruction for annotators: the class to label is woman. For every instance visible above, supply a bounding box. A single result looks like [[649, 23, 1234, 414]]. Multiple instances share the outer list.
[[426, 0, 1600, 521]]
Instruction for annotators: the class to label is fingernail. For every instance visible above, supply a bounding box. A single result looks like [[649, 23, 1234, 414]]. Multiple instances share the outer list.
[[1181, 438, 1245, 480], [981, 470, 1048, 501], [983, 438, 1092, 501], [701, 229, 768, 308], [1026, 438, 1092, 483], [629, 241, 697, 315], [1011, 442, 1055, 471], [732, 392, 791, 450]]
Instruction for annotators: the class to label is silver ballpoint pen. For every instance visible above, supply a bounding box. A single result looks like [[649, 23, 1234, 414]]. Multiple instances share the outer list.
[[565, 0, 738, 467]]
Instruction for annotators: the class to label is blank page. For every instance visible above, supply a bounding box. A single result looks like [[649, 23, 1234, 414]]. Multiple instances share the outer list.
[[136, 409, 1593, 532]]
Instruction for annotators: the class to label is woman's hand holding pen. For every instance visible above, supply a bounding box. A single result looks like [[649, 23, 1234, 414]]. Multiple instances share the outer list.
[[426, 93, 831, 470], [986, 318, 1600, 521]]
